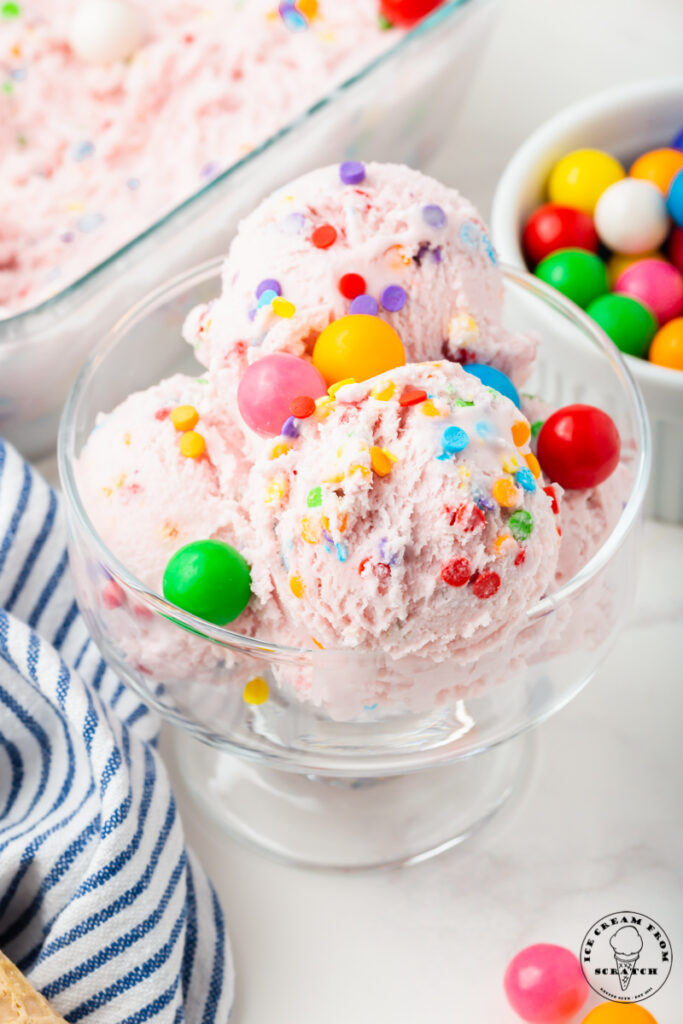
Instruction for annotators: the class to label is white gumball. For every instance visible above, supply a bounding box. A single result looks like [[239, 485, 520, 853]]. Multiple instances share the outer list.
[[68, 0, 144, 64], [594, 178, 670, 255]]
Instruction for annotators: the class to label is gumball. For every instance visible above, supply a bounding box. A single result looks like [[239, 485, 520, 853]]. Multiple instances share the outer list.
[[649, 317, 683, 369], [463, 362, 520, 408], [587, 293, 658, 358], [535, 249, 609, 309], [630, 147, 683, 194], [379, 0, 442, 26], [503, 944, 589, 1023], [237, 353, 327, 436], [548, 149, 625, 214], [607, 249, 659, 286], [68, 0, 144, 63], [581, 1004, 658, 1024], [615, 258, 683, 324], [537, 404, 620, 490], [522, 204, 599, 266], [312, 314, 405, 386], [668, 226, 683, 274], [163, 540, 252, 625], [672, 126, 683, 151], [594, 179, 669, 254], [667, 168, 683, 228]]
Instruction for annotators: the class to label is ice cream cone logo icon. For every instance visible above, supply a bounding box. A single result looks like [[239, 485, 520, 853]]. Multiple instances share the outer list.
[[610, 926, 644, 991]]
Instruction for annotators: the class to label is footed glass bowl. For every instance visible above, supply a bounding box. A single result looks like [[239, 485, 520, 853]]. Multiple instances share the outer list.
[[59, 262, 650, 869]]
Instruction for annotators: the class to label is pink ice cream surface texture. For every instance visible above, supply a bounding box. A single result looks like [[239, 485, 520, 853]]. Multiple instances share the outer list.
[[248, 362, 560, 660], [0, 1, 400, 315], [184, 163, 537, 387]]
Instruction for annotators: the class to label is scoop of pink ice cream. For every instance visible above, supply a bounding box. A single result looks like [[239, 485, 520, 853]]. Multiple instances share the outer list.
[[184, 162, 536, 385], [247, 362, 559, 661]]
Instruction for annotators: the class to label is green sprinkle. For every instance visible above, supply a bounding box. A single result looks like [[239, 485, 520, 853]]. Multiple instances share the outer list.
[[2, 82, 12, 95], [195, 378, 208, 384], [16, 133, 27, 147], [455, 398, 474, 407], [378, 12, 393, 29], [1, 2, 20, 17], [307, 486, 322, 508], [531, 420, 545, 439], [509, 509, 533, 542]]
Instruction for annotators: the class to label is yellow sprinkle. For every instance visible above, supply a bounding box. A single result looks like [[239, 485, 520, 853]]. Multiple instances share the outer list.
[[171, 405, 199, 431], [270, 441, 292, 459], [160, 521, 179, 540], [289, 575, 305, 599], [525, 452, 541, 479], [272, 297, 295, 318], [349, 464, 371, 478], [298, 0, 318, 16], [420, 399, 441, 417], [323, 471, 345, 484], [243, 677, 269, 705], [66, 201, 85, 213], [301, 517, 322, 544], [501, 453, 520, 474], [492, 477, 519, 508], [512, 420, 531, 447], [382, 448, 399, 463], [115, 474, 126, 489], [265, 8, 278, 19], [265, 477, 287, 504], [459, 465, 471, 482], [370, 446, 392, 477], [311, 637, 325, 649], [179, 431, 206, 459], [314, 396, 334, 418], [328, 377, 355, 397], [318, 30, 336, 43], [371, 381, 395, 401], [102, 487, 112, 497], [123, 432, 131, 446]]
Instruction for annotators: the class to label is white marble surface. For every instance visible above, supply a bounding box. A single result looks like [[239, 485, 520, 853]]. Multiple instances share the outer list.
[[160, 2, 683, 1021]]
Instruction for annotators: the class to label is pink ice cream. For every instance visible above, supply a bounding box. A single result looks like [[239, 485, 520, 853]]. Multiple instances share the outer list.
[[184, 162, 537, 388], [247, 362, 560, 660], [0, 0, 402, 315]]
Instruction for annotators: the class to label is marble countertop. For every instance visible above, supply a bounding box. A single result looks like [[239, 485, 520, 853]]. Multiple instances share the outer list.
[[161, 1, 683, 1020]]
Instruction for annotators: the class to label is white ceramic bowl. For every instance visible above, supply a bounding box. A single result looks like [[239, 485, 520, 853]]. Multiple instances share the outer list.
[[492, 77, 683, 523]]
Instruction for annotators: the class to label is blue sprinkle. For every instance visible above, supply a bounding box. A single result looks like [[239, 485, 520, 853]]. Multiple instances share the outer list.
[[324, 542, 334, 554], [482, 234, 497, 265], [475, 420, 497, 441], [460, 221, 481, 249], [441, 425, 469, 454], [281, 6, 307, 29], [335, 542, 348, 563], [127, 177, 140, 190], [363, 703, 378, 711], [71, 140, 94, 162], [10, 67, 27, 82], [77, 213, 103, 233], [281, 416, 299, 438], [257, 288, 278, 308], [516, 467, 536, 492]]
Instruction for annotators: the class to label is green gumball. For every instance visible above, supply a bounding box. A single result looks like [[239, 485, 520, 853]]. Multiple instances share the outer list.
[[162, 539, 252, 625], [535, 248, 609, 309], [586, 293, 658, 358]]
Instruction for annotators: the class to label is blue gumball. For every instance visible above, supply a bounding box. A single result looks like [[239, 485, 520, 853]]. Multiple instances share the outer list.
[[463, 362, 521, 408], [671, 126, 683, 152], [667, 168, 683, 229]]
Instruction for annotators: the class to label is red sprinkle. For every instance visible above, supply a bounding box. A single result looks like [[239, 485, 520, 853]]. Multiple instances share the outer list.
[[441, 557, 471, 587], [373, 562, 391, 580], [358, 557, 371, 577], [450, 503, 485, 532], [154, 407, 170, 420], [290, 395, 316, 419], [338, 273, 366, 299], [102, 580, 125, 609], [311, 224, 337, 249], [514, 549, 526, 566], [543, 484, 560, 515], [471, 570, 501, 599], [399, 388, 428, 407]]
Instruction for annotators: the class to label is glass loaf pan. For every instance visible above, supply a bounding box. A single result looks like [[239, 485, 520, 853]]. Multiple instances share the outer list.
[[0, 0, 497, 459]]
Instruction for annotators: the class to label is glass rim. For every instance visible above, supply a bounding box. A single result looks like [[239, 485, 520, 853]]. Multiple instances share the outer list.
[[58, 260, 651, 658], [0, 0, 484, 336]]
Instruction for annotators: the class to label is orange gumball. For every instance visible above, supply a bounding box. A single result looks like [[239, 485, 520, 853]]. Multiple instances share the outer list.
[[649, 316, 683, 370], [312, 314, 405, 386], [630, 147, 683, 195], [582, 1002, 658, 1023]]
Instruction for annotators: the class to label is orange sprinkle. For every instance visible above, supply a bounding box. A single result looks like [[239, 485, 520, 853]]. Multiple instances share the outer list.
[[298, 0, 318, 16], [511, 420, 531, 447], [179, 431, 205, 459], [524, 452, 541, 479], [311, 637, 325, 649], [492, 477, 519, 507], [171, 405, 199, 431], [370, 446, 392, 477], [289, 575, 305, 599]]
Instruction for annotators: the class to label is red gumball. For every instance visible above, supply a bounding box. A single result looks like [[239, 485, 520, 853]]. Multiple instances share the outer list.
[[537, 404, 620, 490], [522, 204, 599, 267], [379, 0, 442, 27]]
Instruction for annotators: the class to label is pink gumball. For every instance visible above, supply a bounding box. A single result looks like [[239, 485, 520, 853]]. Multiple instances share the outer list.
[[668, 226, 683, 275], [237, 353, 327, 436], [504, 944, 589, 1023], [614, 257, 683, 324]]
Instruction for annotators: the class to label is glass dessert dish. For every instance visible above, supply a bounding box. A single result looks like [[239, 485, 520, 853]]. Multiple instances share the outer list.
[[59, 260, 650, 870], [1, 0, 497, 461]]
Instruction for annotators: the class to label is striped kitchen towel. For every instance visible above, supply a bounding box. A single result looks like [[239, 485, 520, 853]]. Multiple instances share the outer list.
[[0, 438, 234, 1023]]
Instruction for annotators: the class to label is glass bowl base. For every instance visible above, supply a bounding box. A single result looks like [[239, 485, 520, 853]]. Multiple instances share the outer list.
[[173, 731, 533, 871]]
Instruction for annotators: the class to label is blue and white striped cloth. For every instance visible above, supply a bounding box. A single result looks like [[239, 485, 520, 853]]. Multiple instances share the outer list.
[[0, 439, 234, 1023]]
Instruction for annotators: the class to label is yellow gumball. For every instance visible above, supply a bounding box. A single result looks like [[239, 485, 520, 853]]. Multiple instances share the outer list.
[[608, 249, 661, 286], [312, 315, 405, 386], [582, 1003, 657, 1023], [548, 148, 626, 214]]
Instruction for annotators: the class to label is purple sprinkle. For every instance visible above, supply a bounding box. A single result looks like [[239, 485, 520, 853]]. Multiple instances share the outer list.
[[381, 284, 407, 312], [350, 294, 378, 316], [433, 246, 442, 263], [322, 528, 334, 545], [278, 0, 295, 9], [379, 537, 389, 561], [422, 204, 447, 229], [339, 160, 365, 185], [413, 243, 430, 266], [282, 211, 306, 234], [256, 278, 282, 299], [59, 232, 74, 244], [248, 308, 258, 322], [474, 493, 495, 512], [200, 161, 220, 180], [281, 416, 300, 439]]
